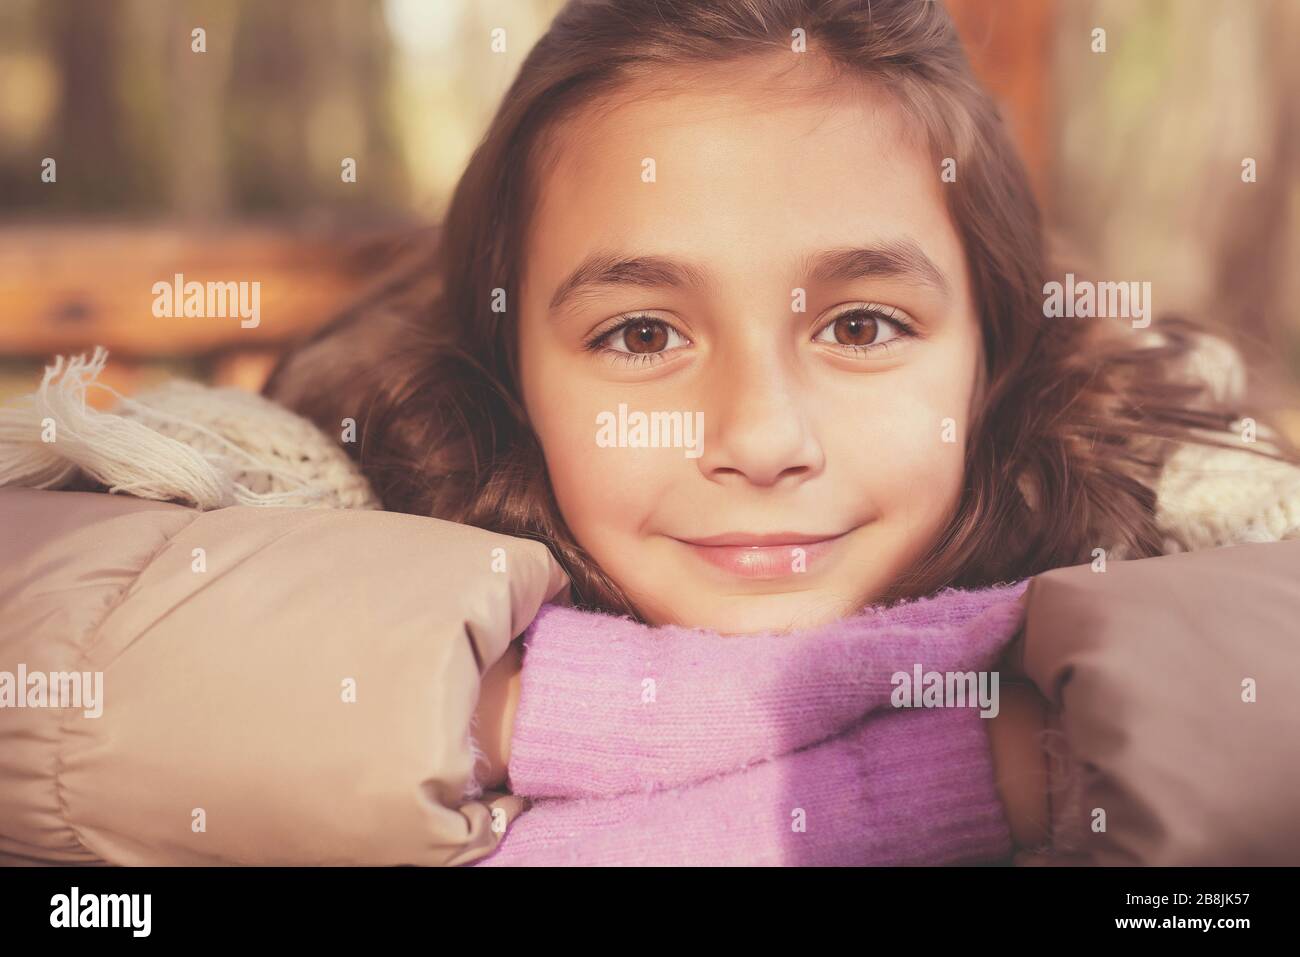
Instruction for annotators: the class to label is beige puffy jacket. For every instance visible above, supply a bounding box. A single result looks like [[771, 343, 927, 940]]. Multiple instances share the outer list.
[[0, 487, 568, 866], [5, 488, 1300, 866]]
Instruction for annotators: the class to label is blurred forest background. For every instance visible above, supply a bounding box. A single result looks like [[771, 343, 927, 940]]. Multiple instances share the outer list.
[[1, 0, 1298, 439]]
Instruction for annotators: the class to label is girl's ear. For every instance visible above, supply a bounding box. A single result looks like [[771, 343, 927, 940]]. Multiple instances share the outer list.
[[1002, 465, 1042, 567], [1016, 469, 1041, 513]]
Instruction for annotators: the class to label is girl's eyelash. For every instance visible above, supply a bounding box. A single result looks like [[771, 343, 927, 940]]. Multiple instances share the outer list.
[[582, 305, 919, 365], [813, 305, 920, 356], [582, 314, 683, 366]]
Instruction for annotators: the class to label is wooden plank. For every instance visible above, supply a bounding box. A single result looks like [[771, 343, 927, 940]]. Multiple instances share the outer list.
[[0, 224, 398, 357]]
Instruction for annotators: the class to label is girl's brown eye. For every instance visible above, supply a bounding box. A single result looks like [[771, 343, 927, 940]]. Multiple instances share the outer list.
[[832, 313, 879, 346], [622, 319, 670, 353], [586, 315, 689, 359]]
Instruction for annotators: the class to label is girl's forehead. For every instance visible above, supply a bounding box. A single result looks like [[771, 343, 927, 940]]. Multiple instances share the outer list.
[[524, 71, 957, 299], [544, 58, 917, 178]]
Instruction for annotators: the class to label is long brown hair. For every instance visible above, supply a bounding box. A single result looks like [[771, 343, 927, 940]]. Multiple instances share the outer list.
[[264, 0, 1298, 616]]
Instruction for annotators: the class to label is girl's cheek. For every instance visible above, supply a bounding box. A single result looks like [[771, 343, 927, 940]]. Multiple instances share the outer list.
[[830, 374, 970, 514], [521, 340, 671, 536], [537, 396, 673, 532]]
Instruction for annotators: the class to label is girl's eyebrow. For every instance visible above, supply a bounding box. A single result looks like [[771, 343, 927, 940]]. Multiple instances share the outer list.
[[548, 238, 949, 317], [548, 253, 711, 315], [801, 240, 950, 300]]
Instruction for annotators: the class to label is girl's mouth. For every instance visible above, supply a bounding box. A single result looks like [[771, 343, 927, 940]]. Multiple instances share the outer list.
[[671, 530, 851, 580]]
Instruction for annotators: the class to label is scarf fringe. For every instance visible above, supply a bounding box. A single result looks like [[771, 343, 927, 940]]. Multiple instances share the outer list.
[[0, 347, 350, 509]]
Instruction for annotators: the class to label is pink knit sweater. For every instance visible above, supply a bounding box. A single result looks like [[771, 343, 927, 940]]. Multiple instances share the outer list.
[[473, 581, 1029, 866]]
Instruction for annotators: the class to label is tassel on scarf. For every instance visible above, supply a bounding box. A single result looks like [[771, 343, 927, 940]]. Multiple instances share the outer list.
[[0, 347, 378, 510]]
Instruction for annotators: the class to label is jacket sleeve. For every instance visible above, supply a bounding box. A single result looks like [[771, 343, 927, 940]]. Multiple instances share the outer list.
[[0, 488, 569, 866], [1016, 538, 1300, 865]]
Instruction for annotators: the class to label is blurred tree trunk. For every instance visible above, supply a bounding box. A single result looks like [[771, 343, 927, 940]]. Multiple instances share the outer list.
[[1208, 0, 1300, 387], [43, 0, 129, 211], [161, 0, 240, 218]]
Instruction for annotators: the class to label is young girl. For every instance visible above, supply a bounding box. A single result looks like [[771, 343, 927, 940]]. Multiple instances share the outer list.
[[263, 0, 1299, 860]]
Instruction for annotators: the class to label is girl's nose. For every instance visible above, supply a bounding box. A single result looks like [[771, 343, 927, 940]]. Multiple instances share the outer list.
[[695, 349, 825, 489]]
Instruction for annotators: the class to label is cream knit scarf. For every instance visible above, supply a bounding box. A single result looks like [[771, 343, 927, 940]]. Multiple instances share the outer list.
[[0, 347, 379, 510]]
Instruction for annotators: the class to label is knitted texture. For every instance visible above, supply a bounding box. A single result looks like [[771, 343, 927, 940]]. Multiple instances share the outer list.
[[120, 378, 380, 510], [0, 348, 379, 510], [476, 704, 1011, 867], [473, 582, 1026, 865], [506, 581, 1029, 801], [1148, 327, 1300, 551], [1156, 439, 1300, 550]]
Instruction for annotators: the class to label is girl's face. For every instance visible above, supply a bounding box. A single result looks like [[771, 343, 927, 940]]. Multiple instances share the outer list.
[[518, 59, 982, 634]]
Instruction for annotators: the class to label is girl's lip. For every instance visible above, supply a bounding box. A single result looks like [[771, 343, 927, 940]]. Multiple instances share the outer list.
[[672, 531, 850, 579], [677, 530, 843, 547]]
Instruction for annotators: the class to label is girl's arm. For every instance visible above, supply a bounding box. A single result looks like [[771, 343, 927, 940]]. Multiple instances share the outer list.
[[0, 488, 547, 866], [471, 638, 524, 791]]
